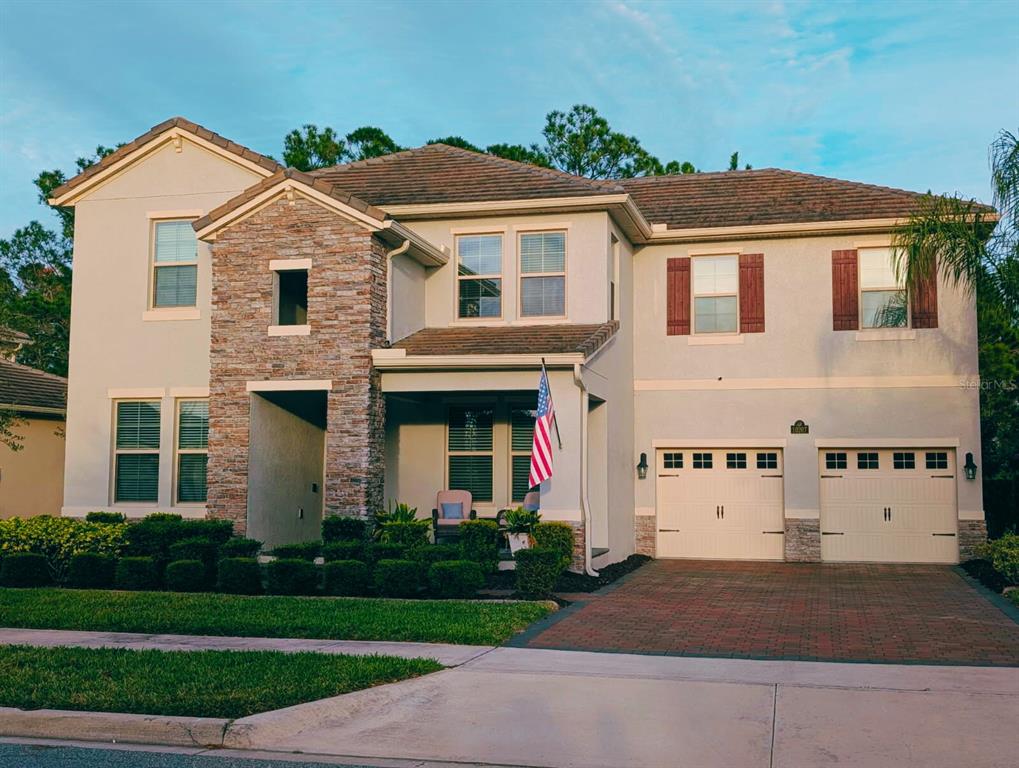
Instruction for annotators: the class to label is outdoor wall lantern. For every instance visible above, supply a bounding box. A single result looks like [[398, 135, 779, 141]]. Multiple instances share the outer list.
[[964, 452, 978, 481], [637, 452, 649, 480]]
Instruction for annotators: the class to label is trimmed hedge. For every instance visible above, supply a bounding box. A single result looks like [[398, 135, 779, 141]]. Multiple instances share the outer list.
[[115, 556, 160, 591], [459, 520, 500, 572], [515, 548, 562, 598], [165, 560, 208, 592], [322, 516, 369, 543], [427, 560, 484, 599], [323, 541, 366, 563], [67, 553, 116, 589], [266, 558, 320, 595], [270, 541, 321, 561], [0, 516, 126, 582], [379, 520, 431, 549], [532, 522, 574, 571], [218, 537, 262, 559], [0, 553, 51, 587], [322, 560, 371, 596], [124, 516, 233, 561], [408, 544, 460, 567], [374, 559, 421, 598], [217, 558, 263, 595], [366, 542, 406, 563], [85, 511, 126, 524], [978, 532, 1019, 585]]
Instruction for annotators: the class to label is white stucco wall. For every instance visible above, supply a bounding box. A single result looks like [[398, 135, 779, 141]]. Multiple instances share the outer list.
[[389, 252, 427, 342]]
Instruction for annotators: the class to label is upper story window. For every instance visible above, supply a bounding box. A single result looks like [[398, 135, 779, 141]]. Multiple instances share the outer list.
[[693, 255, 738, 333], [859, 248, 907, 328], [113, 400, 160, 503], [152, 220, 198, 308], [457, 234, 502, 319], [276, 269, 308, 325], [519, 231, 566, 317]]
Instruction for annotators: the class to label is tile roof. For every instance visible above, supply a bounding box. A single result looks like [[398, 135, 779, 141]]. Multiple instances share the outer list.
[[0, 359, 67, 412], [391, 322, 618, 357], [49, 117, 282, 201], [312, 143, 618, 206]]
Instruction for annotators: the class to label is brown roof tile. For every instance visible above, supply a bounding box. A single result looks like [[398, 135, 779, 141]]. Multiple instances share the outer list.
[[391, 322, 618, 357], [0, 359, 67, 412]]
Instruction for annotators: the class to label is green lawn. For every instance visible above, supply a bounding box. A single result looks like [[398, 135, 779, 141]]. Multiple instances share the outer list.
[[0, 645, 440, 718], [0, 588, 552, 645]]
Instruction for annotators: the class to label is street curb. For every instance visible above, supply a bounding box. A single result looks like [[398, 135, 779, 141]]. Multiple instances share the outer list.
[[0, 707, 230, 748]]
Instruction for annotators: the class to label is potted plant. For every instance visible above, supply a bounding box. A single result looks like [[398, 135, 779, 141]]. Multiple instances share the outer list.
[[504, 507, 541, 554]]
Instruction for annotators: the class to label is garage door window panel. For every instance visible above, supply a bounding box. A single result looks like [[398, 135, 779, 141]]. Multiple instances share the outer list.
[[757, 452, 778, 470], [857, 452, 879, 470], [663, 452, 683, 469], [893, 452, 916, 470], [693, 452, 713, 469], [726, 452, 747, 469], [825, 452, 847, 470], [926, 452, 949, 470]]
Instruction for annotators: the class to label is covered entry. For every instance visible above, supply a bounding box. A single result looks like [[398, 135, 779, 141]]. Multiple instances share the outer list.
[[656, 448, 785, 560]]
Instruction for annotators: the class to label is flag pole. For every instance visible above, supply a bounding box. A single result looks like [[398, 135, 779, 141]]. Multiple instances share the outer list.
[[541, 357, 563, 450]]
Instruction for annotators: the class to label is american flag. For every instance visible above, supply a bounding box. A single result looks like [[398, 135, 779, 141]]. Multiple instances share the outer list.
[[528, 364, 556, 488]]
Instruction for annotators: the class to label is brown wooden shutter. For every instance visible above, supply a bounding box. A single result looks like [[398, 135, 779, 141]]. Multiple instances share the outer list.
[[739, 253, 765, 333], [831, 249, 859, 331], [910, 260, 939, 328], [666, 257, 691, 335]]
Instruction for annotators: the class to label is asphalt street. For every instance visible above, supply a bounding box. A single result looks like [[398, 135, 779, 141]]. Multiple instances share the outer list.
[[0, 743, 376, 768]]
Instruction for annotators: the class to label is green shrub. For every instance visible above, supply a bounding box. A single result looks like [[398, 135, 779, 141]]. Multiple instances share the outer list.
[[217, 558, 263, 594], [379, 520, 431, 548], [145, 513, 183, 523], [979, 532, 1019, 585], [504, 507, 540, 534], [515, 548, 562, 598], [177, 519, 235, 545], [0, 552, 51, 587], [266, 558, 320, 595], [374, 559, 421, 598], [85, 511, 126, 524], [271, 541, 322, 561], [0, 516, 127, 582], [115, 556, 160, 591], [322, 516, 369, 543], [169, 536, 218, 566], [408, 544, 461, 567], [459, 520, 500, 572], [428, 560, 484, 598], [532, 522, 574, 571], [218, 537, 262, 559], [124, 516, 234, 561], [322, 560, 371, 596], [322, 541, 366, 562], [165, 560, 208, 592], [366, 542, 406, 563], [67, 552, 116, 589]]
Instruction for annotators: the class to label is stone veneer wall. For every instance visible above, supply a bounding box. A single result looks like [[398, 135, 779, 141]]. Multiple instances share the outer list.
[[570, 520, 586, 573], [635, 515, 656, 557], [958, 519, 988, 562], [784, 518, 821, 562], [205, 195, 388, 534]]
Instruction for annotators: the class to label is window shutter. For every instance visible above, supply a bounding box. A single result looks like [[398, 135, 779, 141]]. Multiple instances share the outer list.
[[910, 260, 939, 328], [831, 250, 859, 331], [738, 253, 765, 333], [666, 257, 691, 335]]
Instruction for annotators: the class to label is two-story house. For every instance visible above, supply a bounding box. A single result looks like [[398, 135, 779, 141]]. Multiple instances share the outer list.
[[51, 117, 986, 571]]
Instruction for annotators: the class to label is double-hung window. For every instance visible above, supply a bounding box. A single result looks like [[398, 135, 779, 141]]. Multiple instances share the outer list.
[[519, 231, 566, 317], [152, 220, 198, 308], [457, 235, 502, 318], [859, 248, 907, 328], [693, 255, 738, 333], [510, 407, 537, 501], [114, 401, 160, 503], [176, 400, 209, 504], [447, 406, 494, 501]]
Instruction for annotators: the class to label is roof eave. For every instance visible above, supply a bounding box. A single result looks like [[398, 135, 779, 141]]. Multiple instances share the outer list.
[[645, 217, 912, 244], [371, 349, 586, 371]]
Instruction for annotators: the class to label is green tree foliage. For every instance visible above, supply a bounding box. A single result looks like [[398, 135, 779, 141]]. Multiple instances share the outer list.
[[345, 126, 403, 161], [426, 136, 483, 152], [485, 143, 551, 168], [282, 124, 347, 171]]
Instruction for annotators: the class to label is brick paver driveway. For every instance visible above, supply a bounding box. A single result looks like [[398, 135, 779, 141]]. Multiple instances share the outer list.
[[522, 560, 1019, 665]]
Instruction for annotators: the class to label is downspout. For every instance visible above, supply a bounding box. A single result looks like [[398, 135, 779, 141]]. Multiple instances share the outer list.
[[383, 239, 411, 343], [573, 363, 599, 576]]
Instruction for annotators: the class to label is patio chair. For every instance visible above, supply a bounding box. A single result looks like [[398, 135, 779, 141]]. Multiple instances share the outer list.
[[432, 490, 477, 542]]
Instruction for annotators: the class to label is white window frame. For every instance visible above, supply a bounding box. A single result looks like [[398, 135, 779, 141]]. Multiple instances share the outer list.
[[150, 218, 199, 310], [455, 233, 504, 321], [517, 229, 567, 319], [111, 399, 161, 506], [445, 403, 496, 503], [859, 247, 909, 329], [174, 398, 209, 506], [691, 254, 739, 335]]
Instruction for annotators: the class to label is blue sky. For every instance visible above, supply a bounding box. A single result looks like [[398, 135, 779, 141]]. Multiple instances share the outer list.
[[1, 0, 1017, 237]]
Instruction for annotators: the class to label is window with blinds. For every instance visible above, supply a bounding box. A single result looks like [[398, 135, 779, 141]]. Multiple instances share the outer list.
[[520, 231, 566, 317], [114, 400, 160, 503], [176, 400, 208, 503], [510, 407, 536, 501], [457, 235, 502, 318], [153, 220, 198, 308], [447, 406, 494, 501]]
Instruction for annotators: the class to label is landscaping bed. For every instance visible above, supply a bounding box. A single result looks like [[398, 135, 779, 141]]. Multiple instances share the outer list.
[[0, 588, 552, 645], [0, 645, 440, 718], [961, 532, 1018, 595], [487, 554, 651, 594]]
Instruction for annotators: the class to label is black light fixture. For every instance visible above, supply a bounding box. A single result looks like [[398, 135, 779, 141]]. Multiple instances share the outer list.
[[636, 452, 649, 480], [964, 452, 978, 481]]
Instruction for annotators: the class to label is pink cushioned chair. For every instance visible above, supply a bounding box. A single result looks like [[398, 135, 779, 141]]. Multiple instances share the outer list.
[[432, 490, 477, 542]]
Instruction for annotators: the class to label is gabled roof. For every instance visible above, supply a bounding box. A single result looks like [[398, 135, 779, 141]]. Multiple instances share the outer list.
[[312, 143, 620, 206], [389, 322, 618, 357], [48, 117, 282, 205], [0, 359, 67, 413]]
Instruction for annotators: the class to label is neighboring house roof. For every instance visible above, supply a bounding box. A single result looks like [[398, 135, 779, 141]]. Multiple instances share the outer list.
[[312, 143, 619, 206], [0, 359, 67, 413], [0, 328, 31, 346], [391, 322, 618, 357]]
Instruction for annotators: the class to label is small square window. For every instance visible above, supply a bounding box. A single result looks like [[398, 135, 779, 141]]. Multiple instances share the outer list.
[[726, 452, 747, 469], [276, 270, 308, 325], [893, 452, 915, 470], [692, 452, 713, 469], [857, 452, 879, 470], [757, 452, 778, 470], [825, 452, 847, 470], [663, 452, 683, 469], [926, 451, 949, 470]]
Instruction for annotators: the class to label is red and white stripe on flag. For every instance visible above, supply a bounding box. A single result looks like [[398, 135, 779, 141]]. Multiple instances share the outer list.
[[528, 365, 555, 488]]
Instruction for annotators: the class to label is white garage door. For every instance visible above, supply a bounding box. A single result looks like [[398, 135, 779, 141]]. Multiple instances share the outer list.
[[819, 448, 958, 563], [656, 449, 785, 560]]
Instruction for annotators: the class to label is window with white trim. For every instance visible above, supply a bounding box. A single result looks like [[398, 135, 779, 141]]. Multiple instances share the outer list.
[[176, 400, 208, 504], [757, 452, 778, 470], [519, 231, 566, 317], [825, 452, 847, 470], [726, 452, 747, 469], [857, 452, 879, 470], [457, 235, 502, 318], [447, 406, 494, 501], [692, 255, 738, 333], [692, 452, 713, 469], [926, 451, 949, 470], [510, 407, 537, 501], [893, 451, 915, 470], [114, 400, 160, 503], [663, 452, 683, 469], [152, 220, 198, 308], [859, 248, 907, 328]]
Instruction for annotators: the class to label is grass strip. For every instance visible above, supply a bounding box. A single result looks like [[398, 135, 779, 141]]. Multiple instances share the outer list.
[[0, 588, 552, 645], [0, 645, 440, 718]]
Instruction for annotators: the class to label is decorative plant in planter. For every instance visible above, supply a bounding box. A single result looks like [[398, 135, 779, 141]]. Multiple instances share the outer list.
[[503, 508, 541, 554]]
